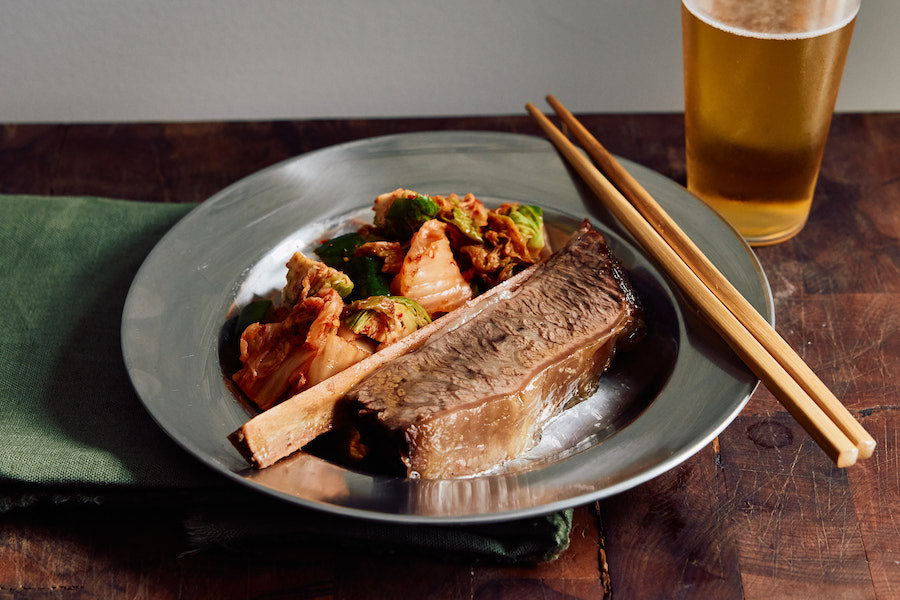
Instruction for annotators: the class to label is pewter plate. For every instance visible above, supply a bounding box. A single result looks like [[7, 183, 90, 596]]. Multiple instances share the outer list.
[[121, 131, 772, 523]]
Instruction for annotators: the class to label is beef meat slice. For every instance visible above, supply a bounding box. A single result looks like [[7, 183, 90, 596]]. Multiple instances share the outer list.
[[348, 221, 642, 478]]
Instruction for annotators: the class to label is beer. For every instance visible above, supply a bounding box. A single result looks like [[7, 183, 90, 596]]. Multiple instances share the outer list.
[[682, 0, 857, 245]]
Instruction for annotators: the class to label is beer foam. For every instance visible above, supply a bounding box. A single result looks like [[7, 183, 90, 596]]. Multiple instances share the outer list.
[[683, 0, 858, 40]]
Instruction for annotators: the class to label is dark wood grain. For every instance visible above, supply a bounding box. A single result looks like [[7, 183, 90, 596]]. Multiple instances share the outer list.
[[1, 113, 897, 599]]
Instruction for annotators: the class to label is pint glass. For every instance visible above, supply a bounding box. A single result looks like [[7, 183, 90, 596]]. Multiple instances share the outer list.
[[682, 0, 859, 245]]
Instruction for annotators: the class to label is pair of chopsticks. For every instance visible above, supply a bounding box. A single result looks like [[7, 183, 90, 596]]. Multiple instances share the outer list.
[[526, 95, 875, 467]]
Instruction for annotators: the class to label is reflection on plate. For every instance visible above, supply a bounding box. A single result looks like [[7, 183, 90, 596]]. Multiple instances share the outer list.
[[121, 131, 772, 523]]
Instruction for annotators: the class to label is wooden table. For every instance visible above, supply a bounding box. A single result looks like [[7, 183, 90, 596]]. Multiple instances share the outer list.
[[1, 113, 897, 599]]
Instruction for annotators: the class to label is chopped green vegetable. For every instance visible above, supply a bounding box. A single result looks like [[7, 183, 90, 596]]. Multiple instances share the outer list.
[[344, 296, 431, 344], [235, 299, 272, 336], [505, 205, 545, 251], [345, 256, 391, 300], [381, 193, 440, 239], [313, 233, 393, 301], [314, 233, 368, 268]]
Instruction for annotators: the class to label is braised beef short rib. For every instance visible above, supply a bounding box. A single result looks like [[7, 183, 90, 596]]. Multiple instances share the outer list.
[[348, 221, 642, 478]]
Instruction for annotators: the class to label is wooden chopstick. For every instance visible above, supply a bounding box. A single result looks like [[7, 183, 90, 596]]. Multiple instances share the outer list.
[[525, 99, 872, 467], [543, 95, 875, 461]]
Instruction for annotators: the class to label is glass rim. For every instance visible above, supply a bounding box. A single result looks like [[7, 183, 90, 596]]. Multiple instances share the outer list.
[[682, 0, 860, 40]]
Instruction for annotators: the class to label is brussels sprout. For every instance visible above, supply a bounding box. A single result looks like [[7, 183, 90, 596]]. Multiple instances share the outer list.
[[505, 204, 545, 251], [381, 193, 440, 239], [442, 205, 483, 242], [432, 193, 487, 242], [344, 296, 431, 345], [318, 270, 354, 298]]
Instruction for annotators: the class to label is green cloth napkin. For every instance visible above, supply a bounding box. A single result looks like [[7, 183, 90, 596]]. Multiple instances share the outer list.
[[0, 194, 572, 564]]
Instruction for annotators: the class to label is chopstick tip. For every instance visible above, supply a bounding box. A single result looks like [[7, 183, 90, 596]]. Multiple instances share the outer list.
[[835, 446, 859, 468], [857, 438, 876, 460]]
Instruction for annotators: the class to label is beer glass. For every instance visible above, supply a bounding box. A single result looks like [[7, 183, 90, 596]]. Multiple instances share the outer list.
[[682, 0, 859, 245]]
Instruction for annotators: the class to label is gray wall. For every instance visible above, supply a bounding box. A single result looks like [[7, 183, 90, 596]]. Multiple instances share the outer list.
[[1, 0, 895, 123]]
